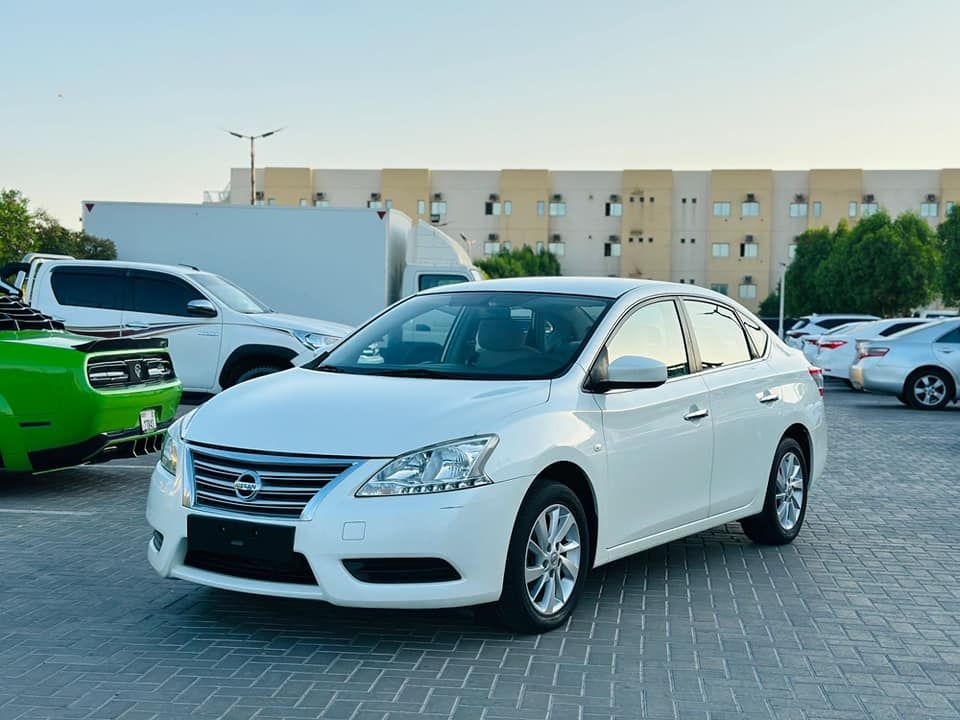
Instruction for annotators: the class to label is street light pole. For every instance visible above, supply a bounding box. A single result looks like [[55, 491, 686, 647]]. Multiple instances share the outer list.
[[224, 128, 285, 205], [778, 262, 787, 340]]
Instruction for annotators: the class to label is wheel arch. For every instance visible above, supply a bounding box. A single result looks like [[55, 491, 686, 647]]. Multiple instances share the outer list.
[[781, 422, 813, 474], [527, 461, 599, 569], [218, 344, 298, 389]]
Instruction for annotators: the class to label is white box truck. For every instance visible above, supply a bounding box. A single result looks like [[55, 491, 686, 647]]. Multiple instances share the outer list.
[[81, 202, 482, 326]]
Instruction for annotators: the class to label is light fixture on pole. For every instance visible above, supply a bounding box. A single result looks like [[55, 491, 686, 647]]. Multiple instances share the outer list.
[[224, 127, 285, 205]]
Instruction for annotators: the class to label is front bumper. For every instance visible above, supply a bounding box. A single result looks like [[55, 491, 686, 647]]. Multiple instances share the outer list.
[[147, 463, 533, 609]]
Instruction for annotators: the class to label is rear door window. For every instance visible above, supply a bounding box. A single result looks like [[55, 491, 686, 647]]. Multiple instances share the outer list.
[[130, 272, 204, 317], [50, 267, 127, 310], [684, 300, 753, 369]]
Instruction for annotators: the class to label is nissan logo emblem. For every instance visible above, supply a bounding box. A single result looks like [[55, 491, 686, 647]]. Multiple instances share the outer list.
[[234, 471, 262, 501]]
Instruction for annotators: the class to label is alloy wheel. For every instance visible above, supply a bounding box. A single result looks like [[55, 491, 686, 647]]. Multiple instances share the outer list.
[[913, 375, 947, 407], [775, 451, 804, 531], [525, 504, 581, 616]]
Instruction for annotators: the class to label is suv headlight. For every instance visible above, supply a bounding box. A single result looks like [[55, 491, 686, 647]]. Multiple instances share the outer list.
[[292, 330, 342, 352], [356, 436, 498, 497]]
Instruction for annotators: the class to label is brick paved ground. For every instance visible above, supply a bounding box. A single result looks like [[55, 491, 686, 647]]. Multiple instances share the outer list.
[[1, 386, 958, 720]]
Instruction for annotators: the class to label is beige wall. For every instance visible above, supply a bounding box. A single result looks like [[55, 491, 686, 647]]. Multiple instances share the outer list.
[[380, 169, 431, 221], [707, 170, 773, 308], [808, 169, 862, 230], [671, 172, 709, 286], [619, 170, 673, 281], [262, 167, 313, 207], [499, 170, 551, 251]]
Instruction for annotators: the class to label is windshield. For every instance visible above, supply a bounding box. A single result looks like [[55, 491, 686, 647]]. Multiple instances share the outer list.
[[190, 274, 270, 313], [313, 291, 613, 380]]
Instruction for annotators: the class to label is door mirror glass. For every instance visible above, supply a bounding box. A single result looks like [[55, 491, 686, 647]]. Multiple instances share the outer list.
[[187, 299, 218, 318], [593, 355, 668, 392]]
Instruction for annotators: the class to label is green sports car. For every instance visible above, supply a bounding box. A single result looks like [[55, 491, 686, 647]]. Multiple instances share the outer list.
[[0, 293, 182, 474]]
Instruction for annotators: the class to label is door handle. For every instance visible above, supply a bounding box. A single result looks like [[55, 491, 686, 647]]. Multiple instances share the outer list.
[[683, 408, 709, 421], [758, 391, 780, 403], [124, 322, 149, 330]]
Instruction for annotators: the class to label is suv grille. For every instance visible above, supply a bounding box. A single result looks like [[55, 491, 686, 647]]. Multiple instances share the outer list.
[[189, 446, 355, 519], [87, 353, 175, 389]]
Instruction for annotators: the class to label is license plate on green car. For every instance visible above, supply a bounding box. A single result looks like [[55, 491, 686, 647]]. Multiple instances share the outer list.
[[139, 409, 158, 433]]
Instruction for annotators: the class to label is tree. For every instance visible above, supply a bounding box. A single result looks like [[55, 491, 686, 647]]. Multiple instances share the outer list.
[[783, 226, 836, 315], [0, 190, 37, 265], [758, 291, 780, 317], [817, 211, 939, 316], [35, 212, 116, 260], [475, 246, 561, 279], [939, 204, 960, 307]]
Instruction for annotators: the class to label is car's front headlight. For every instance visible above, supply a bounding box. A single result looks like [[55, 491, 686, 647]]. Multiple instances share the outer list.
[[158, 409, 197, 478], [356, 436, 498, 497], [292, 330, 342, 352]]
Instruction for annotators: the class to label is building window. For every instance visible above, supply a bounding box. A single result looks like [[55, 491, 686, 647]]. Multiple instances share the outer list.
[[483, 241, 501, 255], [484, 201, 501, 216], [789, 244, 798, 260], [712, 242, 730, 257], [504, 200, 512, 216], [367, 200, 383, 209], [605, 202, 623, 217], [548, 240, 565, 256], [947, 201, 956, 215], [848, 201, 858, 217], [385, 199, 393, 210], [741, 201, 760, 217], [861, 203, 879, 217], [417, 199, 425, 215], [315, 199, 330, 208], [502, 241, 512, 251], [549, 201, 566, 216], [267, 198, 276, 206], [740, 242, 759, 258], [537, 200, 545, 216], [713, 201, 732, 217], [603, 241, 622, 257], [789, 202, 808, 217], [710, 283, 728, 296], [430, 200, 447, 223], [299, 199, 308, 207], [535, 240, 544, 253], [921, 202, 939, 217], [739, 283, 758, 300], [813, 201, 822, 217]]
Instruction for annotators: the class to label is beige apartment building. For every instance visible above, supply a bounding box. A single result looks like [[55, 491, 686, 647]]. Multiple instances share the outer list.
[[205, 167, 960, 311]]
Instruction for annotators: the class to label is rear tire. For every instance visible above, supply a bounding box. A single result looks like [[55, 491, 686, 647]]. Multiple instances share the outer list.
[[740, 438, 808, 546], [904, 369, 953, 410], [490, 481, 591, 634]]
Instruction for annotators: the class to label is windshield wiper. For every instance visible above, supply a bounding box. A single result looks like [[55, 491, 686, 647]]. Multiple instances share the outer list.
[[312, 364, 342, 373], [367, 367, 455, 379]]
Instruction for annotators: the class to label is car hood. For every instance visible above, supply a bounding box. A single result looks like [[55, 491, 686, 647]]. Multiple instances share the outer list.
[[249, 312, 353, 338], [184, 368, 551, 457]]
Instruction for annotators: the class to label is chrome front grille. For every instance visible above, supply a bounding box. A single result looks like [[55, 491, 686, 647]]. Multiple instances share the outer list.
[[188, 446, 355, 519]]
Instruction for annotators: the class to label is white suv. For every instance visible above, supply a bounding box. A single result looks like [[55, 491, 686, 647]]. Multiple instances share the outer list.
[[17, 257, 351, 395], [786, 314, 879, 350]]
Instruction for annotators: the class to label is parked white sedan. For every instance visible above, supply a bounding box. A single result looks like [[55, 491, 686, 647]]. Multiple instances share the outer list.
[[148, 278, 827, 633], [815, 318, 930, 384]]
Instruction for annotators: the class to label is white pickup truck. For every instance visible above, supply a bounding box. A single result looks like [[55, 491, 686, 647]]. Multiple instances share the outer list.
[[5, 255, 352, 397]]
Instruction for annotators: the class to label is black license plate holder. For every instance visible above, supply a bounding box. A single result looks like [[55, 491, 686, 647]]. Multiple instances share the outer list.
[[187, 515, 294, 561]]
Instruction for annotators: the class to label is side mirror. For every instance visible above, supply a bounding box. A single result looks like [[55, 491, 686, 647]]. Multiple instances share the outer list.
[[187, 299, 218, 318], [591, 355, 668, 392]]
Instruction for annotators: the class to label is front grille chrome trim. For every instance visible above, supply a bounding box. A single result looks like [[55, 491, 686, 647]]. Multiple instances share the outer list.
[[184, 444, 365, 520]]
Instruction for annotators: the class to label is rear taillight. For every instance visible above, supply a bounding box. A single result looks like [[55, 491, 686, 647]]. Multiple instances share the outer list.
[[818, 340, 847, 350], [857, 346, 889, 360], [808, 367, 824, 397], [804, 338, 819, 346]]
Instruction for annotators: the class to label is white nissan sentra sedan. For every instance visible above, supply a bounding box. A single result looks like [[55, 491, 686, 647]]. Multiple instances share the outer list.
[[148, 278, 826, 633]]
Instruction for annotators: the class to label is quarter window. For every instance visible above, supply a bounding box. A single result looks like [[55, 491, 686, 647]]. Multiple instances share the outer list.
[[605, 300, 690, 378], [937, 327, 960, 344], [683, 300, 752, 368], [739, 313, 769, 356]]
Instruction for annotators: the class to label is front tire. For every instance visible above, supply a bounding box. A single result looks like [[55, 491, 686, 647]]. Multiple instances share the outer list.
[[491, 481, 590, 634], [740, 438, 809, 545], [229, 363, 286, 387], [904, 369, 952, 410]]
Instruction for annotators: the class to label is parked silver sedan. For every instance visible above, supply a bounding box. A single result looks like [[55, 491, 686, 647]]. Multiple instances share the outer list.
[[850, 319, 960, 409]]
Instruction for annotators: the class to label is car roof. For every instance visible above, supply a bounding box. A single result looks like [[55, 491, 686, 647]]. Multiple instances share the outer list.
[[42, 259, 214, 277], [423, 276, 722, 301], [804, 313, 879, 320]]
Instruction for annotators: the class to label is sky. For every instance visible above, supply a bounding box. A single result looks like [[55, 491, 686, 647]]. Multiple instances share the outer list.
[[2, 0, 959, 229]]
